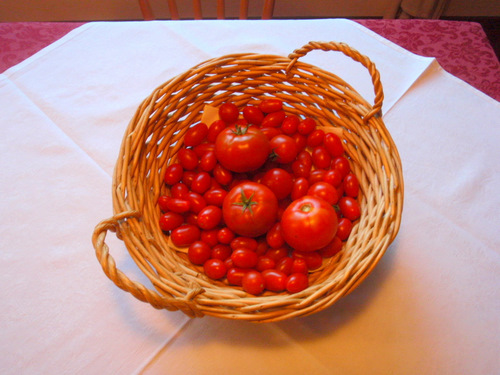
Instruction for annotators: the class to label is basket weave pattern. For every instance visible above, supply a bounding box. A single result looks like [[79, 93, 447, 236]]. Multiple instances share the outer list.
[[92, 41, 403, 322]]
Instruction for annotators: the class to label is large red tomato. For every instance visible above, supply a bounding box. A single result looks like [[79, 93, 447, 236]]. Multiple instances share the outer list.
[[222, 182, 278, 237], [281, 195, 338, 252], [215, 125, 271, 173]]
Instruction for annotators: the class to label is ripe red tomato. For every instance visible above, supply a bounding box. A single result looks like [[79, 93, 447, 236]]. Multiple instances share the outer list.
[[260, 168, 293, 200], [286, 273, 309, 293], [200, 229, 219, 247], [318, 236, 343, 258], [171, 224, 201, 247], [215, 125, 271, 173], [312, 146, 332, 169], [230, 236, 258, 251], [281, 115, 300, 135], [227, 267, 250, 286], [222, 182, 278, 237], [184, 123, 208, 147], [291, 258, 308, 274], [338, 196, 361, 221], [218, 102, 239, 124], [207, 119, 226, 142], [190, 171, 212, 194], [170, 183, 189, 199], [242, 270, 265, 295], [275, 256, 293, 275], [291, 177, 309, 201], [177, 148, 199, 170], [217, 227, 235, 244], [307, 181, 339, 205], [298, 118, 316, 135], [159, 212, 184, 232], [281, 195, 338, 252], [199, 150, 217, 172], [242, 105, 264, 125], [166, 198, 191, 213], [270, 134, 298, 164], [203, 258, 227, 280], [333, 156, 351, 178], [343, 173, 360, 198], [324, 132, 344, 157], [256, 256, 275, 272], [197, 205, 222, 230], [266, 222, 285, 249], [292, 250, 323, 270], [187, 241, 212, 265], [163, 163, 183, 185], [262, 269, 287, 292], [231, 249, 258, 269], [306, 129, 325, 147], [203, 188, 227, 207], [210, 244, 232, 261], [336, 217, 353, 241], [212, 164, 233, 186], [262, 110, 286, 128], [259, 99, 282, 113]]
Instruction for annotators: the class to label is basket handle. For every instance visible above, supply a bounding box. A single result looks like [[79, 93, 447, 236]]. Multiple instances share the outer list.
[[91, 211, 204, 317], [286, 41, 384, 123]]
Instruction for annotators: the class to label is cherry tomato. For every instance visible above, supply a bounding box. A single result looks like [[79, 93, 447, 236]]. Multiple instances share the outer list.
[[187, 241, 212, 265], [178, 148, 199, 170], [242, 270, 265, 295], [222, 182, 278, 237], [159, 212, 184, 232], [197, 205, 222, 230], [324, 132, 344, 157], [217, 227, 235, 244], [184, 123, 208, 147], [307, 129, 325, 147], [171, 224, 201, 247], [203, 258, 227, 280], [291, 258, 308, 275], [312, 146, 331, 169], [298, 118, 316, 135], [170, 182, 189, 199], [207, 119, 227, 143], [186, 192, 206, 213], [193, 142, 215, 157], [242, 105, 264, 125], [336, 218, 353, 241], [227, 267, 250, 286], [292, 133, 308, 152], [281, 115, 300, 135], [191, 171, 212, 194], [291, 177, 309, 201], [343, 173, 360, 198], [307, 182, 339, 205], [323, 169, 343, 188], [259, 127, 282, 141], [291, 161, 311, 179], [266, 222, 285, 249], [262, 110, 286, 128], [230, 236, 258, 251], [164, 163, 183, 185], [339, 196, 361, 221], [286, 273, 309, 293], [281, 195, 338, 252], [265, 247, 289, 262], [292, 250, 323, 270], [231, 249, 258, 269], [318, 236, 343, 258], [166, 198, 191, 213], [270, 134, 298, 164], [158, 195, 170, 212], [275, 256, 294, 275], [215, 125, 271, 173], [259, 99, 283, 113], [200, 229, 219, 247], [199, 150, 217, 172], [211, 244, 232, 261], [213, 164, 233, 186], [260, 168, 293, 200], [203, 188, 227, 207], [256, 256, 276, 272], [262, 269, 287, 292], [218, 102, 239, 124], [308, 170, 326, 185], [333, 156, 351, 178]]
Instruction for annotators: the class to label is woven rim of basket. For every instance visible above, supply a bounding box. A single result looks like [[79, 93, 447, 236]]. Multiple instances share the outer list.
[[105, 48, 403, 323]]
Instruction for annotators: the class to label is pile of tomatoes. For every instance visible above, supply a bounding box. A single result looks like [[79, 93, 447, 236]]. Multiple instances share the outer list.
[[158, 99, 360, 295]]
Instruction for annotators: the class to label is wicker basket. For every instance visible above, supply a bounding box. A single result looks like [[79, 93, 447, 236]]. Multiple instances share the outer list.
[[92, 41, 403, 323]]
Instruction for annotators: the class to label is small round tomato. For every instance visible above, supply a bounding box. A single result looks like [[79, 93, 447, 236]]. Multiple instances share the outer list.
[[193, 142, 215, 157], [227, 267, 250, 286], [177, 148, 199, 170], [266, 222, 285, 249], [307, 182, 339, 205], [312, 146, 332, 169], [292, 250, 323, 270], [218, 102, 239, 124], [275, 256, 294, 275], [200, 229, 219, 247], [171, 224, 201, 247], [170, 182, 189, 199], [242, 270, 265, 295], [164, 163, 183, 185], [215, 125, 271, 173], [333, 156, 351, 178], [259, 127, 282, 141], [207, 119, 227, 142], [281, 195, 338, 252], [262, 269, 287, 292], [318, 236, 343, 258], [187, 241, 212, 265], [197, 205, 222, 230], [260, 168, 293, 200], [339, 196, 361, 221], [211, 244, 232, 261], [270, 134, 298, 164], [291, 177, 309, 201], [242, 105, 264, 125], [323, 169, 343, 188], [259, 99, 282, 113], [204, 258, 227, 280], [336, 218, 353, 241], [286, 273, 309, 293], [343, 173, 360, 198], [166, 198, 191, 213], [291, 258, 308, 274], [186, 192, 206, 214], [291, 161, 311, 179], [230, 236, 258, 251], [159, 212, 184, 232], [222, 182, 278, 237], [217, 227, 235, 244], [256, 256, 275, 272], [203, 188, 227, 207], [324, 132, 344, 157], [213, 164, 233, 186], [307, 129, 325, 147], [231, 249, 258, 269], [184, 123, 208, 147], [298, 118, 316, 135], [265, 247, 289, 262], [292, 133, 307, 152], [191, 171, 212, 194], [158, 195, 170, 212], [281, 115, 300, 135], [199, 150, 217, 172], [262, 110, 286, 128]]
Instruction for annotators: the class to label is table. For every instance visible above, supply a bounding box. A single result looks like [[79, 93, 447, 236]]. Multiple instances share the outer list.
[[1, 20, 499, 101], [1, 19, 499, 375]]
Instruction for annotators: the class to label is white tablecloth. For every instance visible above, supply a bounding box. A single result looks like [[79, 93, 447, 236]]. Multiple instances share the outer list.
[[1, 19, 498, 375]]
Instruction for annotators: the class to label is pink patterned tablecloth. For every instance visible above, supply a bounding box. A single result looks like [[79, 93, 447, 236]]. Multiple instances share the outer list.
[[1, 20, 499, 100]]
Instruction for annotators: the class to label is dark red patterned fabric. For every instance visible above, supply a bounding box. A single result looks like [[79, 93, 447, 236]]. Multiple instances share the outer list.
[[1, 20, 498, 100], [356, 19, 500, 101]]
